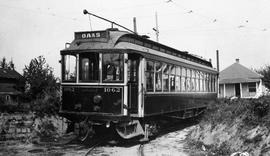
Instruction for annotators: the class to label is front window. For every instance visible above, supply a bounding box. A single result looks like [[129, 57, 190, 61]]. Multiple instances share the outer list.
[[63, 54, 76, 82], [102, 53, 124, 82], [79, 53, 99, 82]]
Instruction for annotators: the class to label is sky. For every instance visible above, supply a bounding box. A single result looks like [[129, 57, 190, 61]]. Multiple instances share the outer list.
[[1, 0, 270, 77]]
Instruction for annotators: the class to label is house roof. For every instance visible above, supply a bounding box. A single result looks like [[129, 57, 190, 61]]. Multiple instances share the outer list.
[[0, 68, 23, 79], [219, 61, 263, 84], [0, 84, 22, 95]]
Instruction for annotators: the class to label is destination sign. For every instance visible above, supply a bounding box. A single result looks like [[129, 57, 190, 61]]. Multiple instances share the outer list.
[[74, 31, 108, 40]]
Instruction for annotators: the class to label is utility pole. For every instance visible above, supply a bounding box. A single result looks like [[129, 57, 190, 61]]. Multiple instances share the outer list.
[[216, 50, 220, 98], [133, 17, 137, 34], [216, 50, 220, 72], [153, 12, 159, 42]]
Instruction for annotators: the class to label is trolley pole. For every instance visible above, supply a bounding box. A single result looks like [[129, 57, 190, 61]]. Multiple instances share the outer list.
[[83, 9, 136, 34]]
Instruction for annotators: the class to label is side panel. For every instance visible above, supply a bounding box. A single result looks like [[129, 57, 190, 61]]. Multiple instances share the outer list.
[[62, 86, 123, 114], [144, 93, 216, 116]]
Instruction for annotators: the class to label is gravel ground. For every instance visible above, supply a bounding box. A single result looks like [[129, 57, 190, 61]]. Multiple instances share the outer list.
[[0, 126, 194, 156]]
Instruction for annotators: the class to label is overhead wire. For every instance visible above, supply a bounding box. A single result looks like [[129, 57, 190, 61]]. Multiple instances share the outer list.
[[164, 0, 269, 33], [0, 1, 269, 34], [0, 3, 82, 22]]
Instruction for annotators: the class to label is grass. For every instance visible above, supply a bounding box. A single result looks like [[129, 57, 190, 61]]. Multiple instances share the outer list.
[[202, 96, 270, 127], [187, 96, 270, 156]]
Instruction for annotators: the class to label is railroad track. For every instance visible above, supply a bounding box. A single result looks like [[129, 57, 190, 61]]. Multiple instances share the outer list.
[[82, 117, 198, 156], [84, 133, 113, 156]]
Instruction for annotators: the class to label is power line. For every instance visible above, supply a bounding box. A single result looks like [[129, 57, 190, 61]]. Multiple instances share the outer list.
[[0, 4, 82, 22], [166, 0, 269, 33]]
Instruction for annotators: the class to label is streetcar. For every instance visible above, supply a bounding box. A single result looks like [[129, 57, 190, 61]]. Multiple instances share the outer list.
[[59, 27, 218, 140]]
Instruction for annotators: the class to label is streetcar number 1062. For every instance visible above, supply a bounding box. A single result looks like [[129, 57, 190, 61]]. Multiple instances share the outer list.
[[104, 88, 121, 93]]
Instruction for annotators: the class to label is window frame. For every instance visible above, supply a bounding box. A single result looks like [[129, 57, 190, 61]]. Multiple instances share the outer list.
[[155, 61, 163, 92], [248, 82, 256, 93], [145, 60, 155, 92], [79, 52, 100, 82], [62, 54, 77, 83], [102, 53, 124, 83]]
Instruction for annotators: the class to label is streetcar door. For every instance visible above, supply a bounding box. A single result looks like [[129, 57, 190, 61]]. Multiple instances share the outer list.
[[127, 54, 140, 114]]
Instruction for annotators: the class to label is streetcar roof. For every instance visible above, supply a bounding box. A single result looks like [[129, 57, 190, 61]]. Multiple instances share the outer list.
[[61, 28, 213, 68]]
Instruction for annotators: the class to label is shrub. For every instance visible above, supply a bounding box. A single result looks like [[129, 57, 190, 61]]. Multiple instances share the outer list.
[[202, 96, 270, 127], [30, 93, 60, 117]]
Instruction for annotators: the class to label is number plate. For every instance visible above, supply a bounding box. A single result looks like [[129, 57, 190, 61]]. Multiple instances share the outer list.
[[104, 87, 121, 93]]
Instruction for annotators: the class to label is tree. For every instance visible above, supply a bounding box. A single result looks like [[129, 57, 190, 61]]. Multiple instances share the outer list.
[[0, 57, 7, 69], [23, 56, 60, 115], [256, 65, 270, 89], [0, 57, 15, 70], [23, 56, 58, 99]]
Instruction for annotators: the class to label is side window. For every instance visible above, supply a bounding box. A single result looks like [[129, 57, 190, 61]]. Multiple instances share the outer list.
[[191, 70, 196, 91], [186, 69, 191, 91], [205, 73, 209, 92], [163, 64, 170, 92], [146, 60, 154, 92], [196, 71, 200, 92], [155, 62, 162, 92], [203, 73, 207, 92], [199, 71, 203, 92], [181, 67, 186, 92], [170, 66, 176, 92], [201, 72, 205, 92], [175, 67, 181, 92], [210, 75, 214, 92]]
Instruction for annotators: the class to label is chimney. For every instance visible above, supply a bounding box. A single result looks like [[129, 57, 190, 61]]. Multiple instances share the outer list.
[[236, 58, 239, 63]]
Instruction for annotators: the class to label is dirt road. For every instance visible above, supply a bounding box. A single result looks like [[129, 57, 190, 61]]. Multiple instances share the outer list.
[[0, 126, 194, 156]]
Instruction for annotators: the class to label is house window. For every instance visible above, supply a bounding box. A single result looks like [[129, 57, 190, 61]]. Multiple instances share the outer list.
[[248, 82, 256, 92], [5, 95, 11, 101]]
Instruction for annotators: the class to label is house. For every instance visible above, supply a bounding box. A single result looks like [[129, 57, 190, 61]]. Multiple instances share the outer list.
[[0, 68, 25, 104], [219, 59, 263, 98]]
